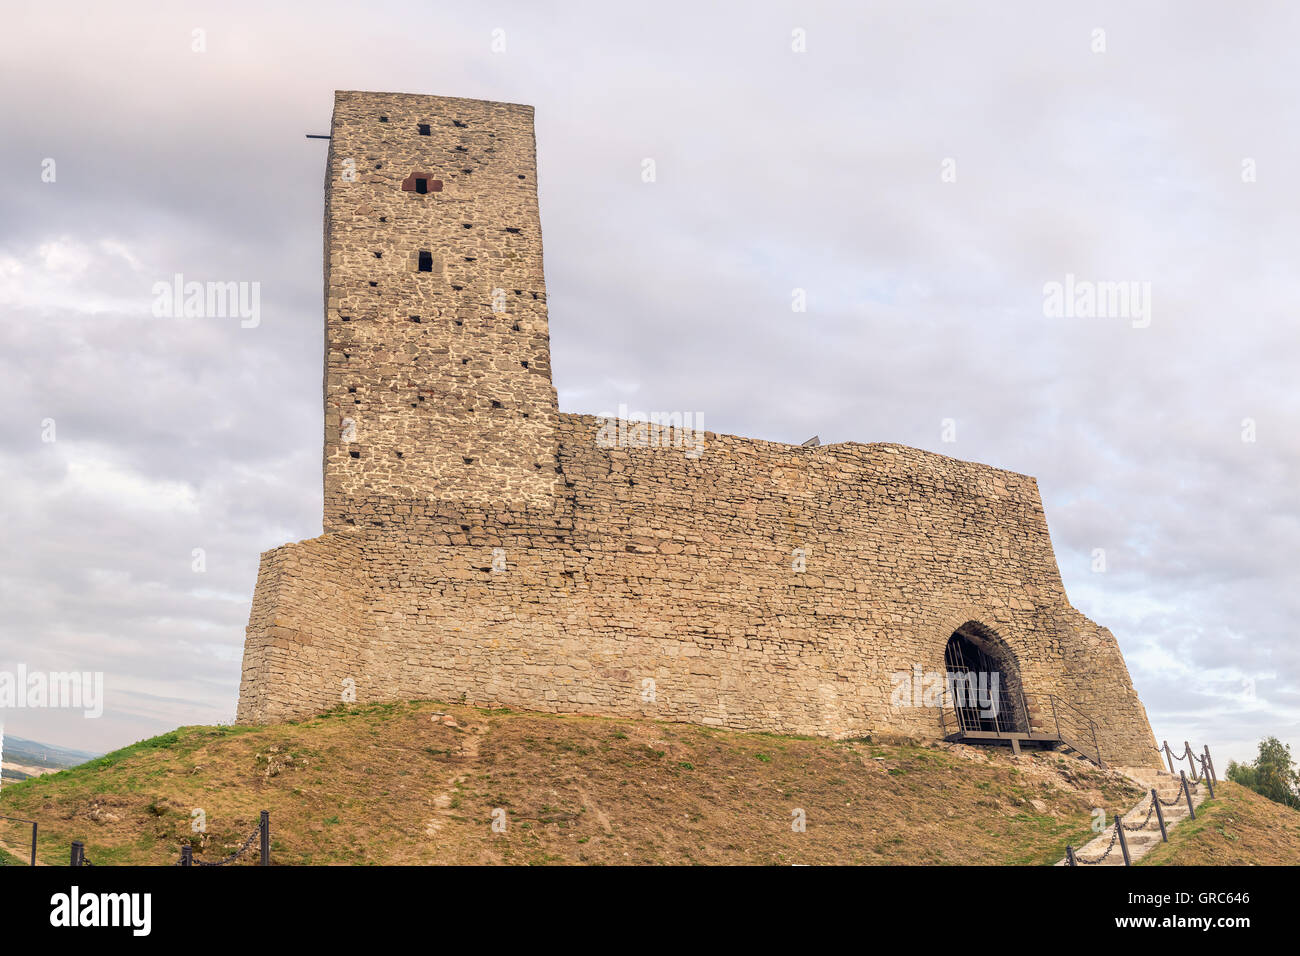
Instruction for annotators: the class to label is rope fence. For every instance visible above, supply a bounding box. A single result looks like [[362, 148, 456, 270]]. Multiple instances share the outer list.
[[1067, 742, 1216, 866], [70, 811, 270, 867]]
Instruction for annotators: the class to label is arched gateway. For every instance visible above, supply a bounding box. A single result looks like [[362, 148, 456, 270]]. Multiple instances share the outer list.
[[942, 622, 1028, 735], [937, 621, 1106, 767]]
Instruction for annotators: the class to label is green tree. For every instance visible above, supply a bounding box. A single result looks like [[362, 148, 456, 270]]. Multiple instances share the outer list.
[[1226, 736, 1300, 810]]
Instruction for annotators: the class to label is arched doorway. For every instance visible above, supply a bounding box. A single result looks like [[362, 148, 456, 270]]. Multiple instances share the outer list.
[[943, 622, 1026, 734]]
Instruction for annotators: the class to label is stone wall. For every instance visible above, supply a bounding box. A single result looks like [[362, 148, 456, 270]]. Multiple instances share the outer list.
[[235, 91, 1159, 769]]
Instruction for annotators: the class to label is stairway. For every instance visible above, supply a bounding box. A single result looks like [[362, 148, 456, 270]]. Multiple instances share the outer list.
[[1057, 768, 1209, 866]]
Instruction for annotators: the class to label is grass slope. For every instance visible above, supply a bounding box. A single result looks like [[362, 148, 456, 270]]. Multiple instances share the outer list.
[[1137, 779, 1300, 865], [0, 699, 1272, 866]]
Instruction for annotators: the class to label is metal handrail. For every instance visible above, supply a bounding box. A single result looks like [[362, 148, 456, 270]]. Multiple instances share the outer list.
[[1045, 694, 1104, 768], [0, 814, 38, 866]]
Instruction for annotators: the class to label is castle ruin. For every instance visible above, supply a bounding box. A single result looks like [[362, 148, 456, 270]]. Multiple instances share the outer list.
[[236, 91, 1158, 768]]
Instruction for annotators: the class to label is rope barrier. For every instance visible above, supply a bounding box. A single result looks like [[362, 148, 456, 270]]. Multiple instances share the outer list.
[[1122, 800, 1157, 831], [75, 813, 268, 867], [1074, 827, 1119, 865], [193, 824, 262, 867]]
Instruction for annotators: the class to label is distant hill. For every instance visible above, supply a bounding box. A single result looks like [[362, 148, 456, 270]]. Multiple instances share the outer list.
[[1, 733, 100, 784], [0, 701, 1295, 865]]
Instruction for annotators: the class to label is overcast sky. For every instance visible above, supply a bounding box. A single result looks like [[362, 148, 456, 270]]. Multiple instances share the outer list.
[[1, 1, 1296, 768]]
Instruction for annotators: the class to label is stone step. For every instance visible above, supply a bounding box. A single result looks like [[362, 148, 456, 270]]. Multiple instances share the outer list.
[[1060, 775, 1213, 866]]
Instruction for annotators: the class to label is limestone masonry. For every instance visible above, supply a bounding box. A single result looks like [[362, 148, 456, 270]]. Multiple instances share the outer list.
[[236, 91, 1158, 767]]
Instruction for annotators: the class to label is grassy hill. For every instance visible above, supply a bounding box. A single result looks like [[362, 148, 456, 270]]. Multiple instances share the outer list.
[[0, 700, 1295, 865]]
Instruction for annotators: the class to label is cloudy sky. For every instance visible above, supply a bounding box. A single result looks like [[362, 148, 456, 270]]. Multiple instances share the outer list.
[[1, 1, 1296, 767]]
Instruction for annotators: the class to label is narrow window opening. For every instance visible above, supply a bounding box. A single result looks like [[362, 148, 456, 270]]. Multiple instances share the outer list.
[[418, 251, 433, 272], [349, 450, 361, 459], [417, 123, 430, 136], [415, 178, 428, 194]]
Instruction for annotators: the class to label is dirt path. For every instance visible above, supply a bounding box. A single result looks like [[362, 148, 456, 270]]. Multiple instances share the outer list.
[[423, 714, 486, 841]]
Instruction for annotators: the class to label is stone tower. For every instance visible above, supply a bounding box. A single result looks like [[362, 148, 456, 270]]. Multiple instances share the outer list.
[[321, 91, 560, 531]]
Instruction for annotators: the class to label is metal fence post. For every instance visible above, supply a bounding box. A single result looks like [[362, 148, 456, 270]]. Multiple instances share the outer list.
[[1181, 770, 1195, 820], [1065, 845, 1077, 866], [30, 822, 37, 867], [70, 840, 83, 867], [259, 810, 270, 866], [1152, 788, 1168, 842], [1116, 815, 1131, 866], [180, 845, 193, 867]]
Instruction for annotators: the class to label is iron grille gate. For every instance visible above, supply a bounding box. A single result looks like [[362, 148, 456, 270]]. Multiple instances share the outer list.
[[944, 632, 1018, 734]]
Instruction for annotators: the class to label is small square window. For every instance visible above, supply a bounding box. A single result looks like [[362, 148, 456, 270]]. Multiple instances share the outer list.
[[415, 178, 428, 194], [418, 251, 433, 272], [417, 124, 430, 136]]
